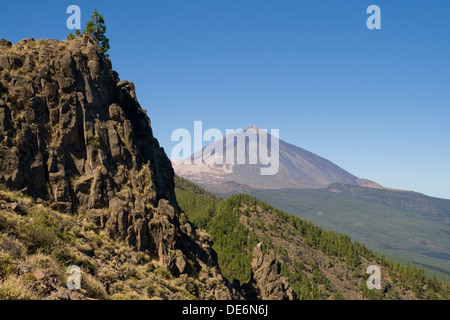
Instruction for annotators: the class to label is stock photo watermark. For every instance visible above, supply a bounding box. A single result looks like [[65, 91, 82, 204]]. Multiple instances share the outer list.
[[367, 5, 381, 30], [65, 4, 381, 32], [66, 5, 81, 31], [66, 265, 81, 290], [171, 121, 280, 176], [366, 265, 381, 290]]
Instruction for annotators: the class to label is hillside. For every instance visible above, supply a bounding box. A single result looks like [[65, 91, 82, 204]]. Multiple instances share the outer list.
[[248, 185, 450, 280], [175, 176, 450, 300], [0, 188, 232, 300], [205, 183, 450, 280]]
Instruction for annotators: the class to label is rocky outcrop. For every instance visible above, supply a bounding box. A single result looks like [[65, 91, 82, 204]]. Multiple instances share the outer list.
[[250, 243, 295, 300], [0, 35, 233, 298], [0, 36, 175, 211]]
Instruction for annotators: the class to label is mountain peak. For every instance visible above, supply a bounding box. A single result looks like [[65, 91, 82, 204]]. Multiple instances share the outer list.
[[246, 125, 261, 132], [173, 126, 363, 190]]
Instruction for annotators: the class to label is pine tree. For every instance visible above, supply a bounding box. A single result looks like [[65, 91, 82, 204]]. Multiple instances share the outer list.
[[85, 9, 110, 54], [67, 9, 110, 55]]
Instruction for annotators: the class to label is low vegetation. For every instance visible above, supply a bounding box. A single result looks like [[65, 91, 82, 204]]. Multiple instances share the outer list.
[[67, 9, 110, 54], [0, 186, 208, 300]]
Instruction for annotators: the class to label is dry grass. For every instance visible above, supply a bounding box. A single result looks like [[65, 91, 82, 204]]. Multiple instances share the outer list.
[[0, 275, 37, 300], [0, 184, 210, 301], [0, 189, 33, 205], [26, 253, 60, 276], [81, 273, 108, 300], [0, 252, 16, 277], [0, 236, 26, 259]]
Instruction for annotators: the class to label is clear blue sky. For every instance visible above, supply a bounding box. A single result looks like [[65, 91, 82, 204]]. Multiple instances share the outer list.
[[1, 1, 450, 199]]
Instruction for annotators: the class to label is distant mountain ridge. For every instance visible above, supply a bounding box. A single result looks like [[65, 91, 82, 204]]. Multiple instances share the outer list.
[[326, 183, 450, 224], [172, 125, 379, 192]]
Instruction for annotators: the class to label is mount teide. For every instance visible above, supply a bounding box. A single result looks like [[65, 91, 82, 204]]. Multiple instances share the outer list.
[[172, 125, 381, 194]]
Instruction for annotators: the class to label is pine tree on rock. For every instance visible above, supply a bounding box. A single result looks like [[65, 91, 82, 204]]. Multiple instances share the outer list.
[[85, 9, 110, 54], [66, 9, 110, 55]]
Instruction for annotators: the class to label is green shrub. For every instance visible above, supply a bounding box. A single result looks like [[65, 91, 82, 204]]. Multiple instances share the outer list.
[[109, 293, 135, 300], [20, 220, 60, 253], [19, 208, 64, 253], [332, 290, 346, 300], [35, 39, 48, 46], [89, 135, 101, 148], [154, 267, 171, 280], [51, 246, 98, 274], [0, 252, 16, 277], [81, 273, 108, 300]]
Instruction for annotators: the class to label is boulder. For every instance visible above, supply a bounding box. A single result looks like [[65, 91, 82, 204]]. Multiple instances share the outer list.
[[250, 243, 295, 300]]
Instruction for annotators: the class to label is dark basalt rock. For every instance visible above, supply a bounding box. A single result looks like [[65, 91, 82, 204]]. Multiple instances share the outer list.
[[249, 243, 295, 300], [0, 35, 234, 298]]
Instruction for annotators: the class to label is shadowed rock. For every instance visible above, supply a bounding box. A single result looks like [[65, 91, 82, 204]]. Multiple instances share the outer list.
[[0, 35, 234, 298]]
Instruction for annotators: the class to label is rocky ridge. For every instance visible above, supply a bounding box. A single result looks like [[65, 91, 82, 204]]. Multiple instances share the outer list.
[[0, 35, 233, 299]]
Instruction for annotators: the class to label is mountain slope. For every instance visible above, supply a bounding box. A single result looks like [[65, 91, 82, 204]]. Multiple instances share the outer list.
[[175, 176, 449, 300], [0, 188, 228, 300], [249, 185, 450, 280], [173, 126, 372, 191]]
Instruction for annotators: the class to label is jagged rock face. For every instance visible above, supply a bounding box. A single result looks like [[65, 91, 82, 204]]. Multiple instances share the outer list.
[[0, 36, 231, 296], [0, 36, 175, 211], [250, 243, 295, 300]]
